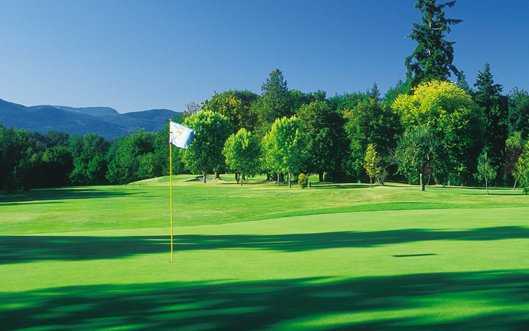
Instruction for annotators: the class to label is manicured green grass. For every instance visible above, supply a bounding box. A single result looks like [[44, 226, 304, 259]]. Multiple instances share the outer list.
[[1, 176, 529, 330]]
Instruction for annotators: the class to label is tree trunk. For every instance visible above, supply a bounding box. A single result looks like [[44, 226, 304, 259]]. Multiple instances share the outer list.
[[420, 173, 425, 191], [288, 172, 292, 188], [277, 173, 280, 185], [318, 172, 324, 183], [240, 173, 244, 186], [235, 172, 240, 184], [203, 171, 207, 183], [214, 171, 220, 179], [486, 179, 488, 195], [513, 179, 518, 190]]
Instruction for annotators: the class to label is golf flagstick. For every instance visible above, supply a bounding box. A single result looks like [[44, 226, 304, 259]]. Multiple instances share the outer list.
[[168, 120, 195, 263], [169, 138, 174, 263]]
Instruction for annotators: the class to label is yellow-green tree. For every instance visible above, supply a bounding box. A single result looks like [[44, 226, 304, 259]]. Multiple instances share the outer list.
[[364, 144, 382, 185], [393, 80, 482, 185], [514, 142, 529, 195]]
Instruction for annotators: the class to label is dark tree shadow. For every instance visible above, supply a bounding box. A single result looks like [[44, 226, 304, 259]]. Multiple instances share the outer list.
[[1, 270, 528, 330], [0, 187, 141, 205], [2, 226, 529, 264]]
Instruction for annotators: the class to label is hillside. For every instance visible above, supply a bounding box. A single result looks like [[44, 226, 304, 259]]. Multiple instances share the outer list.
[[0, 98, 182, 139]]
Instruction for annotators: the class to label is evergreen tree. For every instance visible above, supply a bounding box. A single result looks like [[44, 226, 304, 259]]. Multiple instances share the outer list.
[[405, 0, 462, 86], [456, 70, 471, 93], [508, 88, 529, 138], [252, 69, 292, 135], [369, 83, 381, 100], [474, 64, 508, 178]]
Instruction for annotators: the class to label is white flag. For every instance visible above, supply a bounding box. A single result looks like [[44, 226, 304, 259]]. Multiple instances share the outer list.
[[169, 121, 194, 148]]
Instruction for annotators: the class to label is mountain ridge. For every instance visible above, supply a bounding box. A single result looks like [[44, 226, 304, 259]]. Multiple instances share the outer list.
[[0, 98, 182, 139]]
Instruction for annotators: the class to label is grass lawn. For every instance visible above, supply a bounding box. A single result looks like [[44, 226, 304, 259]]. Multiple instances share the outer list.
[[1, 176, 529, 330]]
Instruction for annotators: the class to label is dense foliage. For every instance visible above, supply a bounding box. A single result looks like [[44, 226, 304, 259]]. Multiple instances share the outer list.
[[1, 0, 528, 193], [223, 128, 261, 184]]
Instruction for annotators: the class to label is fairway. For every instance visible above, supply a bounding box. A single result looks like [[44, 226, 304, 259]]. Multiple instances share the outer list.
[[1, 178, 529, 330]]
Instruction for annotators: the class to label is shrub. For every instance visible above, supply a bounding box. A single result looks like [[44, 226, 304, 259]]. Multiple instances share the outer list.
[[298, 173, 309, 188]]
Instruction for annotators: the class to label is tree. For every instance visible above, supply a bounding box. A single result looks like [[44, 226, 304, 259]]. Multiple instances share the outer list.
[[405, 0, 462, 86], [297, 100, 347, 182], [344, 97, 402, 179], [329, 92, 370, 114], [508, 88, 529, 138], [223, 128, 261, 185], [395, 125, 441, 191], [252, 69, 292, 135], [393, 80, 482, 185], [475, 149, 497, 194], [456, 70, 471, 93], [289, 90, 326, 113], [105, 131, 156, 184], [473, 64, 508, 178], [505, 132, 525, 186], [203, 90, 258, 133], [70, 134, 109, 185], [41, 145, 73, 187], [183, 110, 232, 182], [262, 116, 308, 188], [514, 142, 529, 195], [383, 80, 412, 107], [364, 144, 382, 185], [152, 123, 185, 178], [0, 127, 42, 191]]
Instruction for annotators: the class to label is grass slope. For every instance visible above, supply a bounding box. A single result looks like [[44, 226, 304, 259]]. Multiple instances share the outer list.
[[1, 176, 529, 330]]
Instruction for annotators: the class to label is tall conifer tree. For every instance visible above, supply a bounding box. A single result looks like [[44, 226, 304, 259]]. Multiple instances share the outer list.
[[406, 0, 462, 86], [474, 63, 508, 179]]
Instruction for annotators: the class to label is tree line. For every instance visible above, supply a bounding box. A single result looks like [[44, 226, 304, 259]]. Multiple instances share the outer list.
[[1, 0, 529, 193]]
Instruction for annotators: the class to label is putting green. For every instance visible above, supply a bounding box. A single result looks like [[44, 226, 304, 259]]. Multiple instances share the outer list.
[[1, 178, 529, 330]]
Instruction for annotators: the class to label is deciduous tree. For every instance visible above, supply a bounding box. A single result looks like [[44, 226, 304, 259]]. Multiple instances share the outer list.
[[223, 128, 261, 185], [262, 116, 308, 187], [475, 149, 496, 194], [183, 110, 232, 182], [298, 100, 347, 181], [364, 144, 382, 185], [393, 80, 482, 185]]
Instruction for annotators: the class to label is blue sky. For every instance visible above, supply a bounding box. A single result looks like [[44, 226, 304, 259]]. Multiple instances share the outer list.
[[1, 0, 528, 112]]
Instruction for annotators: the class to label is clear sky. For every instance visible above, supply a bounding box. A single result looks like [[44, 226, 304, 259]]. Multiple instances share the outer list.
[[1, 0, 528, 112]]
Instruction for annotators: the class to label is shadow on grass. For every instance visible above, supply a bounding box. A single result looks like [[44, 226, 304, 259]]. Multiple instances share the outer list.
[[0, 188, 141, 205], [1, 270, 528, 330], [2, 226, 528, 264]]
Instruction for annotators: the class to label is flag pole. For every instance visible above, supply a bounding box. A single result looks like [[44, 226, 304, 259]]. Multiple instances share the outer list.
[[169, 132, 174, 263]]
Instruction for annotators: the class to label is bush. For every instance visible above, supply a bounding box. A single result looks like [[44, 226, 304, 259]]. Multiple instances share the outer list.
[[298, 173, 309, 188]]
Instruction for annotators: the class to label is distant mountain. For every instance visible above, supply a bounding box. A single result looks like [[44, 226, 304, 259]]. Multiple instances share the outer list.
[[0, 98, 182, 139]]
